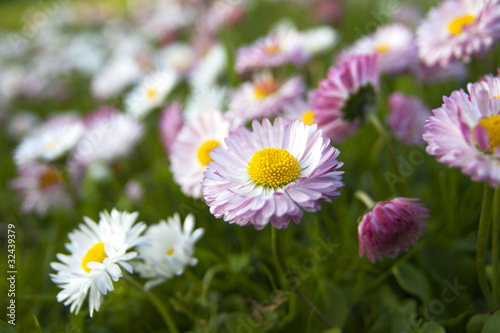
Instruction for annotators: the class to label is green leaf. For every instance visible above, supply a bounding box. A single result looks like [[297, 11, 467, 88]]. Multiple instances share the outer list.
[[482, 309, 500, 333], [466, 313, 490, 333], [418, 321, 445, 333], [33, 315, 42, 333], [0, 320, 17, 333], [392, 262, 431, 302], [368, 313, 411, 333], [321, 329, 342, 333], [318, 280, 348, 328]]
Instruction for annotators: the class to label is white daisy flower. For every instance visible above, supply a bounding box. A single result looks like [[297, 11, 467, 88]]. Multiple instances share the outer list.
[[125, 70, 178, 120], [170, 110, 239, 198], [134, 213, 204, 290], [14, 114, 84, 166], [50, 209, 146, 316]]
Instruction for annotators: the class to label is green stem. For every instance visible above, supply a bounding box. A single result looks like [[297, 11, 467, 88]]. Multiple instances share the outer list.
[[366, 112, 408, 196], [492, 188, 500, 301], [477, 184, 497, 309], [271, 227, 332, 328], [123, 275, 179, 333], [354, 190, 376, 210]]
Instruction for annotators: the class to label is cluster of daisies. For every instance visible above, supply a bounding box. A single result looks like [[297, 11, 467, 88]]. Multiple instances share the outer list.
[[3, 0, 500, 320], [50, 209, 203, 316]]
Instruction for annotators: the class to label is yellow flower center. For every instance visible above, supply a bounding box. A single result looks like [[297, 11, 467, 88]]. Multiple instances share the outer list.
[[166, 248, 174, 256], [301, 110, 315, 125], [44, 140, 56, 150], [375, 43, 389, 53], [81, 242, 107, 273], [146, 88, 157, 100], [247, 147, 300, 188], [448, 14, 475, 35], [265, 42, 281, 55], [254, 78, 278, 99], [478, 114, 500, 152], [39, 168, 62, 189], [197, 140, 220, 166]]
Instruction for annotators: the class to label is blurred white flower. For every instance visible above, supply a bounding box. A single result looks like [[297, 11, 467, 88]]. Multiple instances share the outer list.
[[134, 213, 204, 290], [125, 70, 178, 120], [14, 114, 84, 165]]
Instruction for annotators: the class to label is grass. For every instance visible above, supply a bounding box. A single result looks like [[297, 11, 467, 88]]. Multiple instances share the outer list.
[[1, 0, 500, 332]]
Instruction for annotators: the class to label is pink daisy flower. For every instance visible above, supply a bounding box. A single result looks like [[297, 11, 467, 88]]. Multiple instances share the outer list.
[[358, 198, 429, 263], [201, 118, 344, 230], [339, 24, 418, 75], [11, 163, 72, 216], [170, 110, 239, 198], [235, 23, 309, 73], [228, 72, 305, 121], [423, 74, 500, 187], [387, 93, 431, 145], [159, 102, 184, 156], [311, 54, 379, 143], [417, 0, 500, 67]]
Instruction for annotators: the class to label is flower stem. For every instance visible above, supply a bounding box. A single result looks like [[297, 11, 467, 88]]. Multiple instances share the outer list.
[[492, 188, 500, 301], [271, 227, 332, 328], [354, 190, 376, 210], [366, 112, 408, 196], [123, 275, 179, 333], [477, 184, 497, 309]]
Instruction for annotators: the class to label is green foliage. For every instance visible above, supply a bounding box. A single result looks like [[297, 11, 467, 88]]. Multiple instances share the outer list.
[[0, 0, 499, 332]]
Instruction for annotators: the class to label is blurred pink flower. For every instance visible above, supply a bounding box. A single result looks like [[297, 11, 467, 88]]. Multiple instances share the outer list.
[[11, 163, 72, 216], [159, 102, 184, 156], [311, 54, 379, 142], [228, 72, 305, 121], [387, 93, 431, 145], [358, 198, 429, 263]]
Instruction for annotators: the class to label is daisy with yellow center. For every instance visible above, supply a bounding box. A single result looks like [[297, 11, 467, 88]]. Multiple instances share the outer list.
[[424, 74, 500, 188], [50, 209, 146, 317], [202, 118, 345, 230], [476, 114, 500, 153], [125, 70, 178, 120], [417, 0, 500, 66], [134, 214, 204, 290], [170, 110, 238, 198], [254, 75, 279, 99], [11, 163, 72, 216], [247, 148, 301, 188], [448, 14, 475, 35], [229, 73, 305, 121]]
